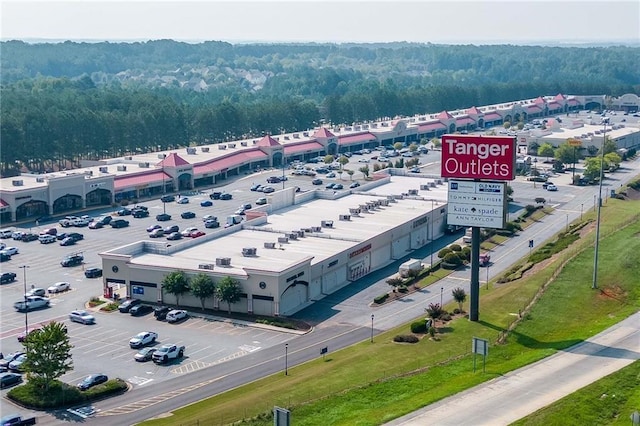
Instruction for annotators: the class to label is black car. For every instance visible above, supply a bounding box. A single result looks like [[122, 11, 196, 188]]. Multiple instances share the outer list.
[[84, 267, 103, 278], [61, 254, 84, 267], [129, 304, 154, 316], [117, 208, 132, 216], [163, 225, 179, 234], [110, 219, 129, 228], [0, 272, 17, 284], [67, 232, 84, 241], [210, 191, 222, 200], [118, 298, 141, 313], [153, 305, 170, 320], [132, 209, 149, 218], [59, 237, 76, 246], [181, 211, 196, 219], [77, 374, 108, 390], [166, 232, 182, 241], [219, 193, 232, 200], [56, 233, 68, 241], [156, 213, 171, 222], [0, 253, 10, 262], [0, 372, 23, 389], [161, 195, 175, 203], [21, 233, 39, 242]]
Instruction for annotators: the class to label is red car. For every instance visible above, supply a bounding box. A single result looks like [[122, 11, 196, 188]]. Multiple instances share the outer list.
[[189, 230, 206, 238]]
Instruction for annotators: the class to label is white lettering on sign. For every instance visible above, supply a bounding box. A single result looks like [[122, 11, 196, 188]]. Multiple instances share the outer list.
[[445, 140, 509, 160], [443, 158, 512, 178]]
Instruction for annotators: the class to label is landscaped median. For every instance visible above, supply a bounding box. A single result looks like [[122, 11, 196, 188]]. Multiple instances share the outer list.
[[141, 183, 640, 426], [7, 378, 128, 409]]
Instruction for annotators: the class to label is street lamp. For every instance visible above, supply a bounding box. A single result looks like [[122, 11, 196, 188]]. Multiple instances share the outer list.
[[284, 343, 288, 376], [486, 264, 490, 290], [440, 287, 444, 307], [370, 314, 374, 343], [20, 265, 30, 335], [592, 118, 609, 290], [430, 200, 435, 268]]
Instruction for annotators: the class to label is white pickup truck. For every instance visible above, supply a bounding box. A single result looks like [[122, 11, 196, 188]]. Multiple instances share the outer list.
[[14, 296, 50, 312], [152, 344, 185, 364]]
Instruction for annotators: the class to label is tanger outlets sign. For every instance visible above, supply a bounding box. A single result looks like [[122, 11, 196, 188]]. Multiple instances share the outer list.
[[441, 135, 516, 181], [447, 180, 507, 229]]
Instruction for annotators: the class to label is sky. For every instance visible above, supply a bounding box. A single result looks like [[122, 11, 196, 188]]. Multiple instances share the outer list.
[[1, 0, 639, 45]]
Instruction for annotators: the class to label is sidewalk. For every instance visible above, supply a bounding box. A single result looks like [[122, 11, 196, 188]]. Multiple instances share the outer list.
[[385, 312, 640, 426]]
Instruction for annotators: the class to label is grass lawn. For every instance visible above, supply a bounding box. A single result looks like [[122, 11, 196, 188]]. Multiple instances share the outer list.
[[142, 197, 640, 426]]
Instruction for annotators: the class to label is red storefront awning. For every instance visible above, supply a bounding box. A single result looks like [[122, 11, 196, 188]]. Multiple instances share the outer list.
[[114, 171, 171, 190], [418, 123, 447, 132], [484, 113, 502, 121], [455, 117, 475, 125], [338, 132, 376, 145], [193, 150, 268, 175], [284, 141, 324, 155]]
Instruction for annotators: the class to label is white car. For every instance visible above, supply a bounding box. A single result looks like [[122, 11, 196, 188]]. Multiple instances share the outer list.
[[181, 227, 198, 237], [202, 215, 217, 222], [546, 184, 558, 191], [129, 331, 158, 348], [69, 310, 95, 324], [0, 247, 19, 256], [25, 287, 46, 297], [72, 217, 90, 227], [166, 309, 188, 323], [176, 197, 189, 204], [47, 282, 70, 293]]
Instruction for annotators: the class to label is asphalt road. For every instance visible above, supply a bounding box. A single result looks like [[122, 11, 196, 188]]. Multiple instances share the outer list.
[[3, 152, 640, 425]]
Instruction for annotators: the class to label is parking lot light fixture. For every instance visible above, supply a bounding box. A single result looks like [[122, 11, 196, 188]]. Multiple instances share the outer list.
[[19, 265, 30, 334], [285, 343, 289, 376]]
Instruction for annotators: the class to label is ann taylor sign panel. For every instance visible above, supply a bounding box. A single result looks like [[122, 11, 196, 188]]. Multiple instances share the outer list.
[[441, 135, 516, 181], [447, 180, 508, 229]]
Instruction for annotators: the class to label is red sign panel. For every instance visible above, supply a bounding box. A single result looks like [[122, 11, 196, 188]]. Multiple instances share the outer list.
[[441, 135, 516, 181]]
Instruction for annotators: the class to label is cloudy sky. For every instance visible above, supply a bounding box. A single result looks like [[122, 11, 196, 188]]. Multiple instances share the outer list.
[[2, 0, 638, 44]]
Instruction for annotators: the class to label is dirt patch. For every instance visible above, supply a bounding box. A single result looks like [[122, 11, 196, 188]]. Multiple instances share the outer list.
[[624, 188, 640, 200]]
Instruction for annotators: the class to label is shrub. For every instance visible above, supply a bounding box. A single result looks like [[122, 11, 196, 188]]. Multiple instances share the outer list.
[[461, 246, 471, 261], [428, 327, 436, 337], [393, 335, 419, 343], [88, 297, 105, 307], [410, 320, 427, 333], [100, 302, 119, 312], [441, 312, 452, 322], [438, 248, 452, 259], [443, 252, 462, 265], [449, 244, 462, 252], [397, 285, 409, 293], [7, 378, 127, 409], [374, 294, 389, 304], [525, 204, 537, 214], [425, 303, 445, 320], [386, 277, 403, 288]]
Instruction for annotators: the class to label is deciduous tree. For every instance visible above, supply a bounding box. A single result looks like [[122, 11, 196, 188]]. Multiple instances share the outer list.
[[190, 273, 216, 311], [22, 321, 73, 391], [162, 270, 191, 306], [216, 276, 243, 314]]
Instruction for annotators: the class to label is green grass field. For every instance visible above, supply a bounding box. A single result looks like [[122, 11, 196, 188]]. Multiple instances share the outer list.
[[142, 195, 640, 426]]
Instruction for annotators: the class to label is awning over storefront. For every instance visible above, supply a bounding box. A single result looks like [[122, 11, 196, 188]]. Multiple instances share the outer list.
[[193, 150, 268, 175], [418, 122, 447, 132], [338, 132, 377, 145], [114, 171, 171, 190], [283, 141, 324, 155]]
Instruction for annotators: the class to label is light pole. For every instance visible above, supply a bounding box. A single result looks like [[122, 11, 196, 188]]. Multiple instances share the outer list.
[[284, 343, 288, 376], [580, 203, 584, 221], [370, 314, 374, 343], [486, 264, 490, 290], [440, 287, 444, 307], [20, 265, 29, 335], [430, 200, 435, 268], [566, 214, 569, 232], [592, 118, 608, 290]]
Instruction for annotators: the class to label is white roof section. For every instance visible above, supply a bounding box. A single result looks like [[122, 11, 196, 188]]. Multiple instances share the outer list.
[[538, 123, 636, 144]]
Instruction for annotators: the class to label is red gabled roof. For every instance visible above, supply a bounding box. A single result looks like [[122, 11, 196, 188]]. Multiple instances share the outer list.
[[283, 141, 324, 154], [257, 135, 281, 147], [527, 105, 543, 113], [338, 132, 376, 145], [534, 96, 546, 105], [547, 102, 562, 109], [193, 150, 268, 174], [455, 117, 475, 125], [466, 106, 481, 115], [554, 93, 566, 101], [157, 152, 190, 167], [437, 111, 454, 120], [114, 171, 171, 190], [0, 198, 8, 207], [313, 127, 336, 138], [484, 112, 502, 120]]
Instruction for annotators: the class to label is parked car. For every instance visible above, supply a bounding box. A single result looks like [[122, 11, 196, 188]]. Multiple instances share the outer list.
[[7, 354, 27, 373], [326, 171, 337, 178], [110, 219, 130, 228], [176, 197, 189, 204], [262, 186, 275, 193], [22, 233, 38, 242], [181, 211, 196, 219], [68, 309, 95, 325], [161, 195, 175, 203], [61, 253, 84, 267], [17, 327, 41, 343], [132, 209, 150, 218], [84, 267, 103, 278], [0, 253, 11, 262], [38, 234, 56, 244], [1, 247, 19, 256], [189, 230, 206, 238], [118, 299, 141, 313], [0, 272, 17, 284], [166, 232, 182, 241], [164, 225, 179, 234], [156, 213, 171, 222], [181, 227, 198, 237], [153, 305, 170, 320], [88, 221, 104, 229], [25, 287, 46, 297], [326, 183, 335, 189], [149, 228, 165, 238], [146, 224, 162, 232], [333, 184, 344, 190], [129, 331, 158, 348], [59, 237, 76, 246], [130, 304, 154, 316], [546, 184, 558, 191], [312, 178, 323, 185], [66, 232, 84, 241], [250, 183, 262, 191], [0, 372, 23, 389], [349, 182, 360, 188], [255, 197, 267, 205], [134, 347, 157, 362], [117, 208, 132, 216], [266, 176, 281, 184], [0, 352, 24, 371], [204, 220, 220, 229], [200, 200, 213, 207], [202, 215, 217, 222], [71, 217, 90, 227], [14, 296, 49, 312], [0, 229, 13, 239], [210, 191, 222, 200], [219, 192, 232, 200], [166, 309, 188, 323], [77, 374, 108, 390], [48, 282, 70, 293]]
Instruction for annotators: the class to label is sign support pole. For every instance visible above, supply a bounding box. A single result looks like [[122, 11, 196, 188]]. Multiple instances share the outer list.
[[469, 226, 480, 321]]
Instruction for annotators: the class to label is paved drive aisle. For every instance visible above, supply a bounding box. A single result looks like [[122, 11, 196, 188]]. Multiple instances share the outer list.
[[385, 312, 640, 426]]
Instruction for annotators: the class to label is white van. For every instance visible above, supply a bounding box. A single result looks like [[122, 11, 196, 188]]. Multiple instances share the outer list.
[[39, 234, 56, 244], [0, 229, 13, 239]]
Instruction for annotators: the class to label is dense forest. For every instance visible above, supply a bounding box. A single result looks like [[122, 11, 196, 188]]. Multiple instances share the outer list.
[[1, 40, 639, 175]]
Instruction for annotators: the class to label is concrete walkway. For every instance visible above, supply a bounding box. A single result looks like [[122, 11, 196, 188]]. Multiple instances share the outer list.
[[385, 312, 640, 426]]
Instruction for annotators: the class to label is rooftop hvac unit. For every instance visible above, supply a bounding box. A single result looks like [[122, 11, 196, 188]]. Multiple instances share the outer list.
[[284, 136, 290, 140], [242, 247, 257, 256], [360, 204, 369, 211], [363, 124, 369, 129], [321, 220, 334, 228], [349, 208, 361, 215], [372, 123, 378, 128], [201, 147, 210, 152], [435, 179, 443, 185], [277, 236, 289, 243], [311, 226, 321, 232], [198, 263, 215, 270], [429, 182, 436, 187], [36, 177, 45, 183], [139, 162, 150, 168], [339, 214, 351, 221], [99, 166, 108, 173], [420, 184, 430, 190], [253, 140, 258, 144], [264, 242, 276, 249], [381, 199, 390, 206], [228, 143, 236, 148], [287, 233, 298, 240], [186, 147, 196, 154], [367, 202, 376, 209], [157, 154, 166, 159], [241, 141, 248, 146], [297, 230, 305, 238], [274, 137, 279, 141], [84, 170, 93, 176], [116, 165, 127, 171], [408, 189, 418, 195], [302, 227, 312, 233], [293, 133, 299, 138], [12, 180, 24, 186], [219, 145, 227, 150], [303, 132, 309, 137], [125, 156, 132, 160], [215, 257, 231, 266], [387, 195, 396, 202]]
